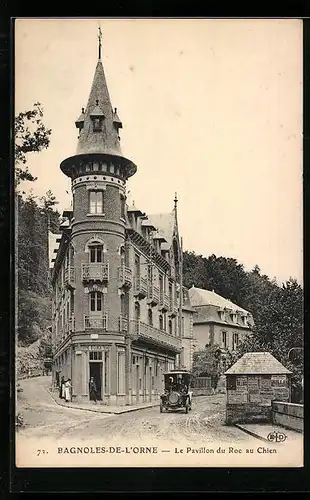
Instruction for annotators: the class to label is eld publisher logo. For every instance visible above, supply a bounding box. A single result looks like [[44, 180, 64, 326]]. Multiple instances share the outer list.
[[267, 431, 287, 443]]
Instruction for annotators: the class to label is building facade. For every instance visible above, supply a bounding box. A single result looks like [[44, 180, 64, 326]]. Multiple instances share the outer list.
[[188, 286, 254, 370], [51, 43, 193, 405]]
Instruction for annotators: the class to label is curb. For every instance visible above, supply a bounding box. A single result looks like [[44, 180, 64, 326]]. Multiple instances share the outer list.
[[234, 423, 270, 443], [46, 387, 159, 415]]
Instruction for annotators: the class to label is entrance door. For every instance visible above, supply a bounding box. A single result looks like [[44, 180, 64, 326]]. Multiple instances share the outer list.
[[89, 362, 102, 400]]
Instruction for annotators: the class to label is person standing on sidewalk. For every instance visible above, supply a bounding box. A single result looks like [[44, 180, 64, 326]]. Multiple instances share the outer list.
[[59, 376, 65, 399], [89, 377, 97, 402], [64, 378, 72, 402]]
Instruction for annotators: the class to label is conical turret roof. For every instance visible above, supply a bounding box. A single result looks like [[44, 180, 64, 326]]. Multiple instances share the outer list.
[[76, 60, 122, 156]]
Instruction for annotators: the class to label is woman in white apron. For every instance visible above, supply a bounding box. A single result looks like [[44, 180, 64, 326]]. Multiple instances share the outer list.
[[64, 378, 72, 402]]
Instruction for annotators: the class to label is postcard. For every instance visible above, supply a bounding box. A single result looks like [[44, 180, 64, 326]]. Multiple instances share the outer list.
[[14, 17, 303, 469]]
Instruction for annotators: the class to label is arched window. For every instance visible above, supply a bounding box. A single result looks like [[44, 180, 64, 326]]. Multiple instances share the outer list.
[[90, 291, 103, 312], [168, 319, 172, 335], [134, 302, 140, 321], [148, 309, 153, 326], [86, 240, 104, 263]]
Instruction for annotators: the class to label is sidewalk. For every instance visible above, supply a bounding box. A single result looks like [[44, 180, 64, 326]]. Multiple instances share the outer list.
[[47, 387, 160, 415], [235, 422, 303, 444]]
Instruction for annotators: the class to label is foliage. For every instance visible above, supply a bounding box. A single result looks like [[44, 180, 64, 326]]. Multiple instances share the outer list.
[[192, 344, 222, 388], [15, 102, 51, 185]]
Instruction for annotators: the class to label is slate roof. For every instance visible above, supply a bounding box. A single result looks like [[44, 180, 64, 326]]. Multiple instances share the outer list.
[[76, 60, 122, 157], [147, 212, 175, 247], [188, 286, 249, 314], [224, 352, 292, 375]]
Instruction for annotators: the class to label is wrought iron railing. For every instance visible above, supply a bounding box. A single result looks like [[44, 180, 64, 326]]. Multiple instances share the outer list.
[[64, 266, 75, 287], [84, 314, 108, 330], [133, 276, 148, 297], [81, 263, 109, 282], [118, 266, 132, 287], [119, 315, 129, 332], [130, 320, 182, 352]]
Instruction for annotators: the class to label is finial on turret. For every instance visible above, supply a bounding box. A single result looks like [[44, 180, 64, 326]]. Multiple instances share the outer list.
[[98, 26, 102, 60], [174, 192, 178, 210]]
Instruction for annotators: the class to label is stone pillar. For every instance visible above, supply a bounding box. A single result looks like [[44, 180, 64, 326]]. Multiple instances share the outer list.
[[110, 343, 117, 405], [125, 337, 132, 405]]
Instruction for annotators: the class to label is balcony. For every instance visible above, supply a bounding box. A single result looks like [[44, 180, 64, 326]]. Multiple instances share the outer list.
[[81, 263, 109, 283], [147, 284, 160, 306], [130, 320, 182, 353], [84, 314, 108, 330], [118, 266, 132, 288], [159, 293, 170, 311], [169, 298, 178, 317], [64, 315, 75, 333], [119, 315, 129, 333], [64, 266, 75, 288], [133, 276, 148, 298]]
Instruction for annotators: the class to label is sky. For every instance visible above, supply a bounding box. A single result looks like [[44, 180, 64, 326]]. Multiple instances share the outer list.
[[15, 18, 303, 285]]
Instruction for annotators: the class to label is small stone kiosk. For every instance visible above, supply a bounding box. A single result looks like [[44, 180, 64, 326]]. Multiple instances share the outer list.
[[224, 352, 291, 425]]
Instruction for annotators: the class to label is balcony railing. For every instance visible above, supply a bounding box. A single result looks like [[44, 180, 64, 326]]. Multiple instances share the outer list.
[[84, 314, 108, 330], [119, 315, 129, 333], [159, 293, 170, 311], [130, 320, 182, 352], [64, 266, 75, 288], [81, 263, 109, 282], [133, 276, 148, 298], [147, 284, 160, 305], [64, 315, 75, 334], [118, 266, 132, 288], [169, 297, 178, 316]]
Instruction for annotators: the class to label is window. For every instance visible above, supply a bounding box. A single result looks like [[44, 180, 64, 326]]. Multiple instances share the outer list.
[[233, 333, 239, 349], [134, 254, 140, 278], [93, 118, 102, 132], [89, 191, 103, 214], [120, 195, 125, 219], [134, 302, 140, 321], [148, 309, 153, 326], [159, 274, 163, 299], [159, 314, 163, 330], [169, 283, 173, 306], [232, 313, 237, 324], [222, 331, 227, 348], [89, 351, 102, 360], [89, 245, 103, 263], [168, 319, 172, 335], [90, 291, 103, 312]]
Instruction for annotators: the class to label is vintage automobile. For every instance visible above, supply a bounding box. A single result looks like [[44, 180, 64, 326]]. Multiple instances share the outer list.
[[160, 370, 193, 414]]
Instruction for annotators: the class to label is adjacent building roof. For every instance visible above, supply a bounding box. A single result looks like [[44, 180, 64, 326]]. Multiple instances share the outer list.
[[188, 286, 249, 314], [48, 231, 61, 269], [147, 212, 175, 248], [224, 352, 292, 375]]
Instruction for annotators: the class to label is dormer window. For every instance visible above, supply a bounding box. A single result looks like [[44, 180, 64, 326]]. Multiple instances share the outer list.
[[242, 314, 248, 326], [90, 100, 105, 132], [231, 313, 238, 324], [75, 107, 85, 135], [219, 309, 226, 322]]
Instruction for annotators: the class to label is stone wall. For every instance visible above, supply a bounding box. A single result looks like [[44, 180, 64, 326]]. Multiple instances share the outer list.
[[272, 401, 303, 433], [226, 403, 271, 425]]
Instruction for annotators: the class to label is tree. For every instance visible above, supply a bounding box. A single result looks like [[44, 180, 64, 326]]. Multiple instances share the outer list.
[[192, 344, 222, 389], [15, 102, 51, 186]]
